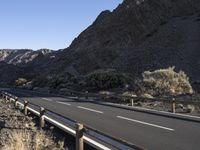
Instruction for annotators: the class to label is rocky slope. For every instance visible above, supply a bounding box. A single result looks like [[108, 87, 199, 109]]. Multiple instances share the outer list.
[[53, 0, 200, 81], [0, 49, 53, 66], [70, 0, 200, 50], [1, 0, 200, 89], [0, 62, 22, 86]]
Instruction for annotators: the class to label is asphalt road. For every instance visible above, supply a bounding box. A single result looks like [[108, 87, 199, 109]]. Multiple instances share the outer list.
[[3, 88, 200, 150]]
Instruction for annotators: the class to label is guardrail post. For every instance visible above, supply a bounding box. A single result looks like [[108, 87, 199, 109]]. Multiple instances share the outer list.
[[171, 98, 176, 113], [8, 95, 11, 101], [15, 97, 18, 107], [5, 95, 8, 101], [0, 92, 2, 98], [76, 123, 84, 150], [24, 101, 29, 115], [85, 91, 88, 99], [2, 93, 5, 100], [39, 107, 45, 130], [130, 99, 134, 106]]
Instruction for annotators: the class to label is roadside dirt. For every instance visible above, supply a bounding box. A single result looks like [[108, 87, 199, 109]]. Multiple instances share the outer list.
[[0, 99, 73, 150]]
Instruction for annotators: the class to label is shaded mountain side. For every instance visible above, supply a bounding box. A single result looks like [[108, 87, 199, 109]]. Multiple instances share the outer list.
[[0, 62, 22, 86], [1, 0, 200, 89], [39, 0, 200, 82], [69, 0, 200, 51]]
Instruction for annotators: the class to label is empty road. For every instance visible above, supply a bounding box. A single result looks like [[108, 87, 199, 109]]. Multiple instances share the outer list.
[[2, 88, 200, 150]]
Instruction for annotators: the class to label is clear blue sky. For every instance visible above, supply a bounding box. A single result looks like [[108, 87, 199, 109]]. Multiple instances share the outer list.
[[0, 0, 122, 50]]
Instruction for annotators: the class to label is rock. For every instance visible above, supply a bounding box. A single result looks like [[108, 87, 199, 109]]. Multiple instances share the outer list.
[[141, 93, 154, 99], [176, 104, 184, 109], [186, 104, 195, 113], [0, 49, 53, 65]]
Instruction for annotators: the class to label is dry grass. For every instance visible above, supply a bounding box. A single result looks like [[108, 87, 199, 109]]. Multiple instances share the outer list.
[[1, 129, 59, 150], [1, 130, 31, 150]]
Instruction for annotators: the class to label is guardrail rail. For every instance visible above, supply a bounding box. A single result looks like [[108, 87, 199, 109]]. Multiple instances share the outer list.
[[1, 91, 145, 150]]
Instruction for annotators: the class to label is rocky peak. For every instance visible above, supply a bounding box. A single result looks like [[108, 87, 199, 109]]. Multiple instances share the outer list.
[[69, 0, 200, 51], [38, 49, 52, 55], [0, 49, 53, 66]]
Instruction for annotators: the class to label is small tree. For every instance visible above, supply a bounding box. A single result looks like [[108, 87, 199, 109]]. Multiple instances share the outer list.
[[140, 67, 193, 96]]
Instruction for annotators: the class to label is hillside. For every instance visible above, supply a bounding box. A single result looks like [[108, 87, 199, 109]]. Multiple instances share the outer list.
[[1, 0, 200, 89], [0, 49, 53, 66], [53, 0, 200, 81], [0, 62, 22, 86]]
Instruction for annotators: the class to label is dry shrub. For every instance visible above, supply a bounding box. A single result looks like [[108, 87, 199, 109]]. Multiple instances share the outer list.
[[1, 130, 31, 150], [140, 67, 193, 96], [15, 78, 27, 86], [1, 130, 58, 150]]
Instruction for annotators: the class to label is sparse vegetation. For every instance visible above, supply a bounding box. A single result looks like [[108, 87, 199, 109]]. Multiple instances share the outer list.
[[137, 67, 193, 96], [15, 78, 28, 86], [31, 72, 77, 89], [85, 70, 132, 90], [186, 104, 195, 113], [0, 99, 61, 150]]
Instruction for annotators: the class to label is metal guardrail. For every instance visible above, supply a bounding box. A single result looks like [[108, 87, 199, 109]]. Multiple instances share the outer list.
[[1, 91, 144, 150], [53, 88, 200, 114], [12, 87, 200, 115]]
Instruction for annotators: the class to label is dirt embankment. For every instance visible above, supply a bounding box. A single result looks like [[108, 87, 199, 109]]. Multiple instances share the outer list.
[[0, 99, 74, 150]]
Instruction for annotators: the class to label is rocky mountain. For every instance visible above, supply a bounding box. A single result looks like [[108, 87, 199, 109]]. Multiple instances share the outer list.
[[0, 49, 53, 66], [51, 0, 200, 81], [1, 0, 200, 89], [0, 62, 22, 86]]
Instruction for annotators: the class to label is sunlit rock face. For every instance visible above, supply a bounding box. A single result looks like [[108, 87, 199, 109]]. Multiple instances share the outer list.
[[0, 49, 53, 66]]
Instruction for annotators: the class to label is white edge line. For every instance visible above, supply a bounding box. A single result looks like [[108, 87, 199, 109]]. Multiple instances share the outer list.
[[56, 101, 71, 106], [77, 106, 104, 114], [83, 136, 111, 150], [106, 102, 200, 120], [117, 115, 174, 131], [42, 98, 52, 101], [133, 106, 200, 119]]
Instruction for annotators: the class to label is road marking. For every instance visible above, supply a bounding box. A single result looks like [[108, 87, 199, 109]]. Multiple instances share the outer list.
[[42, 98, 52, 101], [56, 101, 71, 106], [67, 96, 78, 99], [117, 116, 174, 131], [77, 106, 103, 114]]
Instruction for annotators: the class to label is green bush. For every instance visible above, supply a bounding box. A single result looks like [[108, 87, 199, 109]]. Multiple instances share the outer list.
[[139, 67, 193, 96], [86, 70, 132, 90]]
